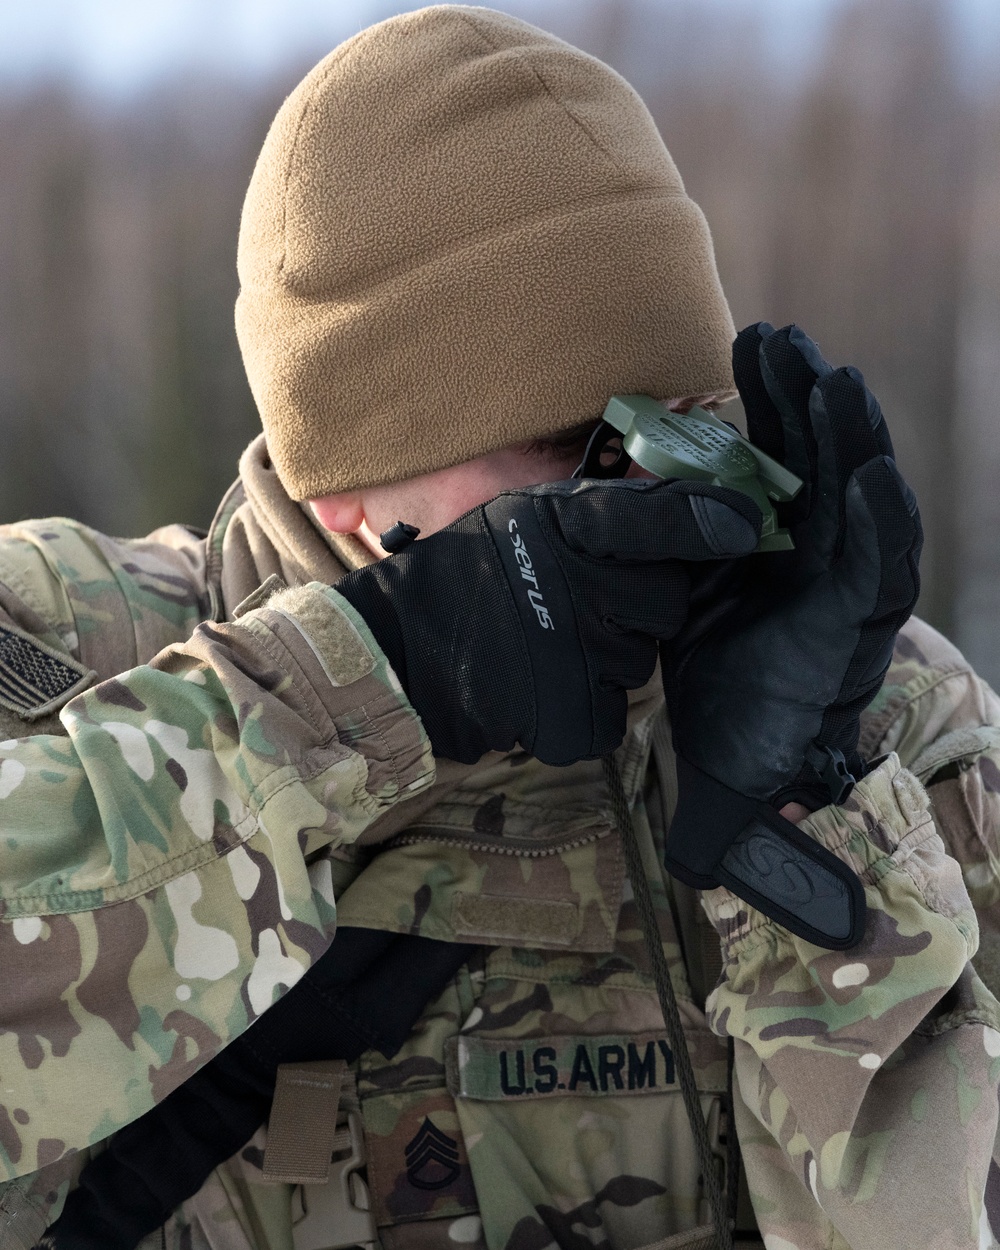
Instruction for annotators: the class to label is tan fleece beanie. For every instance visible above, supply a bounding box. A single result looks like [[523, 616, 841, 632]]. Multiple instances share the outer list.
[[235, 5, 736, 500]]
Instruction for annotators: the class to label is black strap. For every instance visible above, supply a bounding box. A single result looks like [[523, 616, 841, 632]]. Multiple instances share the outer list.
[[573, 420, 632, 479]]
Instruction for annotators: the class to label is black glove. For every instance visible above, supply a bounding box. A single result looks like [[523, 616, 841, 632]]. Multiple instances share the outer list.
[[661, 324, 922, 950], [337, 478, 762, 766], [38, 929, 474, 1250]]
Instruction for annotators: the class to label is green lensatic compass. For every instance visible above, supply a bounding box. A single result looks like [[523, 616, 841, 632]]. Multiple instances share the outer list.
[[576, 395, 803, 552]]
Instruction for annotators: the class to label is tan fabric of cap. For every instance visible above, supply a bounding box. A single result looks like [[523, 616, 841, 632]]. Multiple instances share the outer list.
[[235, 5, 737, 501]]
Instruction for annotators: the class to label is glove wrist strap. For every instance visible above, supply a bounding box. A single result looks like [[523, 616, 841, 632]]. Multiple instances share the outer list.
[[665, 756, 867, 949]]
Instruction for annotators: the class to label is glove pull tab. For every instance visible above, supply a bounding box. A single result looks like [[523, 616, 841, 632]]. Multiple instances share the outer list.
[[665, 757, 867, 949], [380, 521, 421, 554], [717, 811, 866, 949]]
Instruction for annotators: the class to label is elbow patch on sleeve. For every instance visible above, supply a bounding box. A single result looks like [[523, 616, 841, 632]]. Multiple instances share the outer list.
[[265, 584, 376, 687]]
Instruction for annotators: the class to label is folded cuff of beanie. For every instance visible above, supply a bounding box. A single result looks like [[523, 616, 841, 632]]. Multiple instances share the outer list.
[[237, 191, 736, 500]]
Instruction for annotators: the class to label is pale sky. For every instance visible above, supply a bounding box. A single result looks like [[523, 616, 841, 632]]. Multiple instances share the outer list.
[[0, 0, 995, 97], [0, 0, 923, 90]]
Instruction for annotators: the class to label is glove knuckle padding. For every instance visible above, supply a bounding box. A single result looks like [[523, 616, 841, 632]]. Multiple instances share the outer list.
[[760, 324, 829, 412], [733, 320, 784, 460], [802, 373, 879, 575], [844, 363, 895, 458], [847, 458, 922, 605], [832, 459, 922, 699], [810, 368, 891, 493], [758, 328, 823, 510]]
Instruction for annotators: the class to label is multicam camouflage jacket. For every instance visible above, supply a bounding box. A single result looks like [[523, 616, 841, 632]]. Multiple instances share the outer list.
[[1, 435, 1000, 1250]]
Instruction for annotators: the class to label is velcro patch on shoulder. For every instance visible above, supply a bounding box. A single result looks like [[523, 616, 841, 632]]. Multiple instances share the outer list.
[[446, 1032, 682, 1101], [0, 623, 96, 720]]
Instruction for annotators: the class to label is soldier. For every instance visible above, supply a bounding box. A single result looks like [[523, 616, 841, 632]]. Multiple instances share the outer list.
[[0, 7, 998, 1250]]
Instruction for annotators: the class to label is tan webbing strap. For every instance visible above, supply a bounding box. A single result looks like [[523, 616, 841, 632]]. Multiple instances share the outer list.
[[634, 1223, 717, 1250], [0, 1181, 49, 1250], [262, 1060, 347, 1184], [699, 914, 724, 997]]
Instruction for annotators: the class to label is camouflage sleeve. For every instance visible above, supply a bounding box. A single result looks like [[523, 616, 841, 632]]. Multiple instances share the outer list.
[[0, 517, 212, 680], [700, 626, 1000, 1249], [0, 580, 434, 1183]]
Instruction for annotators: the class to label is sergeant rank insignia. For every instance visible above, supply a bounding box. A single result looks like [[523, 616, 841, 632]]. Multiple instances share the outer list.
[[405, 1118, 462, 1190]]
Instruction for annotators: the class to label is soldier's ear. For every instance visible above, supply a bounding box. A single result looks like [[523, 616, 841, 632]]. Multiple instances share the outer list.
[[308, 494, 365, 533]]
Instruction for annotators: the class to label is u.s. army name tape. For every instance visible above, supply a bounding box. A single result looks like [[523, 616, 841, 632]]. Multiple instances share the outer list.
[[445, 1032, 712, 1101]]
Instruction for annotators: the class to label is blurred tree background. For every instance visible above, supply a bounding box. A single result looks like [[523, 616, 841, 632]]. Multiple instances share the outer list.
[[1, 0, 998, 679]]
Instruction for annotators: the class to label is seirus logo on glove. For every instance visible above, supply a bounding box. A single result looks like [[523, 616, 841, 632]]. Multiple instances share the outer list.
[[507, 519, 555, 630]]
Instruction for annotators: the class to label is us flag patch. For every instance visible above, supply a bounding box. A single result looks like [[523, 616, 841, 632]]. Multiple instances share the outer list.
[[0, 623, 95, 720]]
